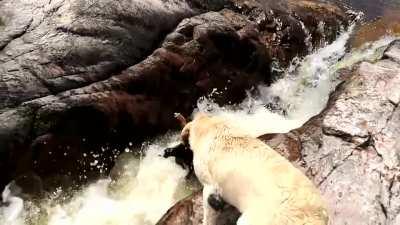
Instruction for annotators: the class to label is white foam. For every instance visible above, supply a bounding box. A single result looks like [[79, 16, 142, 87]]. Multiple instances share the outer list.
[[46, 136, 189, 225], [197, 25, 396, 137], [1, 184, 24, 225], [196, 23, 355, 136], [0, 135, 191, 225]]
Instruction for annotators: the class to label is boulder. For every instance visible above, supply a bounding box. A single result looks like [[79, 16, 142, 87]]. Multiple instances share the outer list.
[[300, 40, 400, 225], [0, 0, 203, 191], [226, 0, 351, 66], [0, 0, 203, 109]]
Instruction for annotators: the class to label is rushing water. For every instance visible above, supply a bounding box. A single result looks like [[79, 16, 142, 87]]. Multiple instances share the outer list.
[[1, 3, 400, 225], [1, 135, 195, 225], [197, 23, 396, 136]]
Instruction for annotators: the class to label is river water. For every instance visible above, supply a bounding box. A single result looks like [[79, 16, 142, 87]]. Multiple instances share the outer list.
[[1, 1, 399, 225], [341, 0, 400, 46], [338, 0, 399, 19]]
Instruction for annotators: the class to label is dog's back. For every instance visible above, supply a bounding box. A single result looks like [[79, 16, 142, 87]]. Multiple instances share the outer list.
[[187, 114, 328, 225]]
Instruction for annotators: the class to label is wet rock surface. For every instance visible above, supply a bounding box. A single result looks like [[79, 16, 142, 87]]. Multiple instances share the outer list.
[[229, 0, 350, 66], [0, 0, 200, 108], [156, 191, 241, 225], [310, 40, 400, 225], [157, 40, 400, 225], [0, 0, 202, 190], [0, 0, 349, 190]]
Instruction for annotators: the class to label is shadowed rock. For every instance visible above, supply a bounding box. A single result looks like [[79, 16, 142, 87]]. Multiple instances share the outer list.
[[156, 191, 241, 225]]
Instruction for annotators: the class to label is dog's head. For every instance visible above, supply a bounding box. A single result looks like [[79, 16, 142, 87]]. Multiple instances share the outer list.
[[176, 113, 206, 147], [177, 113, 221, 152]]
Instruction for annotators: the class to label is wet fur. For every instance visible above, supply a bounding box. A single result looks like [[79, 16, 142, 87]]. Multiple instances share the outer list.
[[181, 113, 328, 225]]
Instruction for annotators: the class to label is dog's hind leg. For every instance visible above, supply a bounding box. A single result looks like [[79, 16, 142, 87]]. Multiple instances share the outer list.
[[208, 192, 226, 211], [203, 185, 220, 225]]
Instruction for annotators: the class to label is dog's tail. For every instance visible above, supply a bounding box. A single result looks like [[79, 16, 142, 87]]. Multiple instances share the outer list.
[[174, 113, 187, 128]]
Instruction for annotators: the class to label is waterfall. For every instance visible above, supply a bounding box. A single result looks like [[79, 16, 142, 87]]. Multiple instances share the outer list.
[[197, 25, 395, 136]]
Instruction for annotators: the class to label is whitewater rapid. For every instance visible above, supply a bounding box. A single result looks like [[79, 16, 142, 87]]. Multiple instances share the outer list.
[[1, 135, 195, 225], [197, 24, 396, 136], [1, 23, 398, 225]]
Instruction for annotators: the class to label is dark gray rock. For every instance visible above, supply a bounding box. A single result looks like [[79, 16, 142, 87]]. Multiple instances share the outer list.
[[0, 0, 201, 109], [0, 7, 271, 190], [0, 0, 206, 190]]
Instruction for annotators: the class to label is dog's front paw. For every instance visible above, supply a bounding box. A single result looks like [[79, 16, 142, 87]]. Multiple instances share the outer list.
[[207, 193, 226, 211], [163, 143, 193, 172]]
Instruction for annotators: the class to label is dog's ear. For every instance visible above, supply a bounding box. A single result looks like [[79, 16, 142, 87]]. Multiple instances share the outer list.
[[181, 122, 192, 146]]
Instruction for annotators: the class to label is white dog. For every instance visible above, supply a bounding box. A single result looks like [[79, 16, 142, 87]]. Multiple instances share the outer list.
[[180, 113, 328, 225]]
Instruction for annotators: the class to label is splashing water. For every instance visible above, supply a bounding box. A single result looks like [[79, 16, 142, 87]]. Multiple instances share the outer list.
[[299, 21, 313, 52], [1, 134, 195, 225], [46, 145, 188, 225], [1, 19, 399, 225], [1, 183, 24, 225], [198, 26, 397, 136]]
